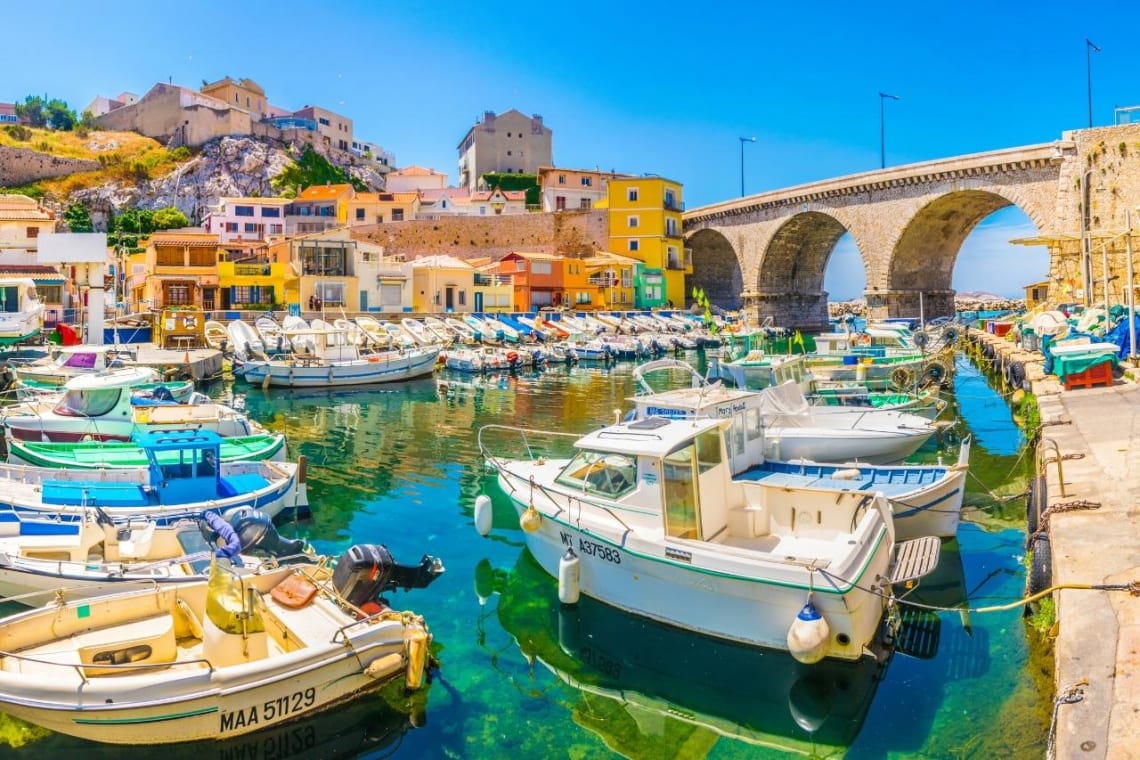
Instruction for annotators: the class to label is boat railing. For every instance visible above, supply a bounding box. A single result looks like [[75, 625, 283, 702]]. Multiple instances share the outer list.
[[0, 646, 216, 685], [476, 424, 581, 464]]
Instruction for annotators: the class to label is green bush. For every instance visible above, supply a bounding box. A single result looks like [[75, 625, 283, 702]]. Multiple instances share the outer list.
[[169, 146, 192, 161], [271, 144, 366, 195], [3, 125, 31, 141]]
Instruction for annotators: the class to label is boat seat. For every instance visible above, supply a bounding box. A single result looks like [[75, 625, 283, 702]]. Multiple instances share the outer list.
[[78, 615, 177, 677], [218, 473, 270, 497], [117, 522, 156, 559]]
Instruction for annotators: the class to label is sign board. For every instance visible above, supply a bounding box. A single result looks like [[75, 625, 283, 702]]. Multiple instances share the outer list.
[[287, 303, 301, 317], [36, 233, 108, 264]]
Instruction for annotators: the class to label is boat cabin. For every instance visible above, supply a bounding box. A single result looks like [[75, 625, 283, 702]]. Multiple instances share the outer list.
[[51, 367, 162, 418], [0, 277, 45, 345], [284, 328, 363, 363]]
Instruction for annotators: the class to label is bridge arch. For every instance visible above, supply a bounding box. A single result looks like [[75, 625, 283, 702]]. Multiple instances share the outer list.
[[884, 188, 1039, 317], [686, 228, 743, 310], [755, 211, 866, 327]]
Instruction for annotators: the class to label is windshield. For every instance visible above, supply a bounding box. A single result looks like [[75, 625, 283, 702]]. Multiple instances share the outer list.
[[54, 387, 122, 417], [555, 449, 637, 498]]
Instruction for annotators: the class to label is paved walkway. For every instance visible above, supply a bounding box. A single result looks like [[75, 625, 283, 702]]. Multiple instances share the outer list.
[[1034, 368, 1140, 759]]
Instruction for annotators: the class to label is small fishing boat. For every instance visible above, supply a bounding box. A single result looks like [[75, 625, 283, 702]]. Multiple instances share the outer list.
[[225, 321, 264, 361], [15, 368, 195, 404], [401, 318, 438, 346], [0, 277, 46, 346], [2, 368, 259, 442], [0, 506, 312, 600], [478, 417, 940, 662], [808, 384, 946, 420], [7, 430, 287, 468], [255, 317, 290, 355], [11, 345, 139, 387], [420, 317, 455, 343], [203, 320, 229, 351], [0, 552, 440, 744], [444, 317, 478, 343], [238, 328, 439, 388]]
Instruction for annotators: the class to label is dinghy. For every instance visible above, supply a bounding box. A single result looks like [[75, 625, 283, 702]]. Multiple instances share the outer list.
[[7, 431, 287, 468]]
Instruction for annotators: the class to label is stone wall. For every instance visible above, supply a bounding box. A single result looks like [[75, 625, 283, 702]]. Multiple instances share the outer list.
[[350, 210, 608, 260], [0, 147, 100, 186]]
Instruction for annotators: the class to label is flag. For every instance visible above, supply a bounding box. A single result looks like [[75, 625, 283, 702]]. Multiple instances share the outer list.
[[793, 330, 805, 353]]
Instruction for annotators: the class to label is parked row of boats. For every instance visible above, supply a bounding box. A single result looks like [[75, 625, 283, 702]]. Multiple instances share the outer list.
[[0, 359, 447, 745]]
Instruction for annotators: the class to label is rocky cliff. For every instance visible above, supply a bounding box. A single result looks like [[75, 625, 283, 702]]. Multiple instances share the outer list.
[[66, 136, 387, 224]]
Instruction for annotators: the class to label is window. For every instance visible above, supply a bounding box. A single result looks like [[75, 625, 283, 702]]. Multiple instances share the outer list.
[[235, 206, 254, 217], [269, 224, 283, 234], [507, 132, 512, 137], [507, 150, 512, 156], [225, 223, 238, 233], [317, 282, 345, 306], [319, 117, 330, 126], [628, 240, 639, 252], [581, 177, 592, 186], [245, 96, 250, 107], [532, 261, 552, 275], [165, 283, 192, 305], [666, 218, 679, 237], [26, 227, 39, 239], [261, 207, 280, 218], [558, 174, 566, 185], [555, 196, 566, 211], [555, 450, 637, 498], [392, 209, 404, 221], [244, 223, 259, 233], [355, 208, 365, 221], [663, 444, 699, 539], [664, 189, 678, 210], [380, 283, 402, 306], [55, 387, 122, 418], [621, 269, 632, 287], [628, 188, 639, 201], [628, 215, 639, 228], [458, 290, 467, 306], [579, 198, 591, 210]]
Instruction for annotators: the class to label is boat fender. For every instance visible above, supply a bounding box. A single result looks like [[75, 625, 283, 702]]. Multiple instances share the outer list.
[[558, 547, 581, 605], [519, 505, 542, 533], [1028, 534, 1053, 596], [831, 468, 862, 481], [787, 597, 830, 664], [365, 652, 403, 680], [404, 624, 430, 690], [474, 494, 493, 537]]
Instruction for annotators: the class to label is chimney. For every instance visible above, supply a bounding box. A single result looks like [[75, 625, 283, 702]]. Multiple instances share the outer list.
[[483, 110, 496, 123]]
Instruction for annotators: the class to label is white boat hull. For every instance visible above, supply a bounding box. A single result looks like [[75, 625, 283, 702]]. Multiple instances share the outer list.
[[241, 347, 438, 388], [766, 427, 931, 465]]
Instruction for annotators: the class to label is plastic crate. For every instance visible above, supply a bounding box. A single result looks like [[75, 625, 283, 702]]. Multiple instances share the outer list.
[[1063, 360, 1114, 391]]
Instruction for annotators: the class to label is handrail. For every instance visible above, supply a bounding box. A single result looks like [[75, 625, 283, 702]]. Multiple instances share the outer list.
[[0, 647, 215, 685]]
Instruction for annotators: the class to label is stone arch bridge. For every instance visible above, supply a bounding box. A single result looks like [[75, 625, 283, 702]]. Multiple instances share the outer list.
[[683, 126, 1140, 327]]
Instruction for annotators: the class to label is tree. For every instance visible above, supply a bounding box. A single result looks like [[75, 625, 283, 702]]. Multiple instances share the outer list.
[[78, 110, 98, 131], [152, 207, 189, 230], [63, 204, 93, 233], [271, 144, 366, 195], [14, 96, 46, 128]]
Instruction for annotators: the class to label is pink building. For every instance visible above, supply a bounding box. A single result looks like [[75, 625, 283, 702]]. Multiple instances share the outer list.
[[202, 197, 291, 243]]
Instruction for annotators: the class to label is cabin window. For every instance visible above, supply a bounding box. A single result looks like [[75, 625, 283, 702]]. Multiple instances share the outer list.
[[662, 445, 700, 539], [54, 388, 122, 417], [0, 286, 21, 313], [555, 450, 636, 498], [745, 408, 763, 440]]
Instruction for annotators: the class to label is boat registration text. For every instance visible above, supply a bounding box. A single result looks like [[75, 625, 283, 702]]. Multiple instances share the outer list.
[[221, 688, 317, 732], [560, 531, 621, 564]]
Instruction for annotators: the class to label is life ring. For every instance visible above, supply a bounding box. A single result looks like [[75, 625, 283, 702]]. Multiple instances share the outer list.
[[855, 333, 872, 347], [890, 367, 913, 390], [507, 351, 519, 364]]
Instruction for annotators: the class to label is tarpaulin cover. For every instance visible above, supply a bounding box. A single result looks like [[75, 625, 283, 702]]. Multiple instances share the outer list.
[[1103, 315, 1140, 359]]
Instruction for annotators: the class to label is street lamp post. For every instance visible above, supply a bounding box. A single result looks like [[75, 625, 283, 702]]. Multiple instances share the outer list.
[[879, 93, 899, 169], [739, 136, 755, 197], [1086, 38, 1101, 128]]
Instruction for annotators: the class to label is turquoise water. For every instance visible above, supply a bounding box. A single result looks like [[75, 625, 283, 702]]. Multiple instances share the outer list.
[[0, 356, 1048, 758]]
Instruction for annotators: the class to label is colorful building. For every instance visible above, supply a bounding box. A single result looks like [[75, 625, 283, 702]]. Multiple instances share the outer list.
[[0, 194, 58, 258], [386, 166, 448, 193], [347, 191, 419, 226], [268, 229, 360, 312], [605, 176, 686, 308], [203, 197, 291, 242], [457, 110, 552, 191], [537, 167, 630, 212], [469, 257, 513, 313], [200, 76, 270, 120], [411, 255, 475, 313], [128, 232, 221, 312], [285, 184, 355, 234], [216, 241, 297, 311], [584, 252, 639, 310]]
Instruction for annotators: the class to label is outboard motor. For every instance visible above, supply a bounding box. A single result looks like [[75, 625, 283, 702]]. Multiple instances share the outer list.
[[225, 508, 308, 558], [332, 544, 444, 607], [150, 385, 175, 402]]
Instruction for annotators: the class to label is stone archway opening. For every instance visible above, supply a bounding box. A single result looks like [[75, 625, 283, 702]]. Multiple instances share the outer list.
[[883, 189, 1041, 318], [757, 211, 859, 329], [685, 228, 743, 310]]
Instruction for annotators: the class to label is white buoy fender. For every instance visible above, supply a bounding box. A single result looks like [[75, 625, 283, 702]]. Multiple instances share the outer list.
[[831, 468, 862, 481], [474, 494, 493, 537], [558, 547, 581, 605], [787, 599, 830, 665]]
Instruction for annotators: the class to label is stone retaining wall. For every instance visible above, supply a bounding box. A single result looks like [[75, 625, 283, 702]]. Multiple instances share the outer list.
[[0, 147, 100, 186]]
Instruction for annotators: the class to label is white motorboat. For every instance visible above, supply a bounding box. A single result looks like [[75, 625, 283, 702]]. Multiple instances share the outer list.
[[2, 367, 260, 443], [478, 417, 939, 662], [255, 317, 290, 355], [11, 344, 139, 387], [421, 317, 455, 343], [632, 361, 937, 465], [239, 328, 439, 388], [444, 317, 478, 343], [0, 556, 437, 744], [0, 429, 307, 522], [15, 366, 195, 404], [226, 320, 264, 361], [0, 277, 45, 346], [0, 507, 311, 600], [401, 318, 437, 345]]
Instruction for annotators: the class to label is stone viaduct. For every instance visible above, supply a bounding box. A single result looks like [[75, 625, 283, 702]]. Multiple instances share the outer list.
[[684, 124, 1140, 327]]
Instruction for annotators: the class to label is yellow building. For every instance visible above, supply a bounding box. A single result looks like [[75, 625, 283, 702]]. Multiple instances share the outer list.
[[217, 241, 298, 311], [606, 177, 686, 308], [469, 257, 513, 313], [347, 191, 420, 226], [286, 184, 355, 234], [412, 255, 475, 313], [269, 229, 359, 313], [129, 232, 221, 311], [1024, 280, 1050, 310], [200, 76, 269, 120], [584, 252, 638, 310]]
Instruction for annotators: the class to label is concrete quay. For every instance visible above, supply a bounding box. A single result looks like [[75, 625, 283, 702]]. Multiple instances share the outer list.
[[966, 329, 1140, 760]]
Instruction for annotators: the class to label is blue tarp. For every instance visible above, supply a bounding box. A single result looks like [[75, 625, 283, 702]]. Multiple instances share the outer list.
[[1104, 315, 1140, 359]]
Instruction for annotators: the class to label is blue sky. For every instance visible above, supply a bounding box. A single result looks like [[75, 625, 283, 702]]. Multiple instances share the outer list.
[[7, 0, 1139, 297]]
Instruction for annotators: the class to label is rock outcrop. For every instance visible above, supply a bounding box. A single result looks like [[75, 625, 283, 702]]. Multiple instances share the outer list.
[[68, 136, 386, 223]]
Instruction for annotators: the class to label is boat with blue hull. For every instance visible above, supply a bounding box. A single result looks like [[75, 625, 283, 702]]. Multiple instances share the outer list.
[[0, 430, 307, 523]]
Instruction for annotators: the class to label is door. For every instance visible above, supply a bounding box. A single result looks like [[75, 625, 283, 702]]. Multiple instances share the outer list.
[[445, 287, 455, 311], [474, 291, 484, 312], [662, 444, 700, 540]]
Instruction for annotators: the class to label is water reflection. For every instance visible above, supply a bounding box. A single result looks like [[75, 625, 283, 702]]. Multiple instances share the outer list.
[[480, 550, 890, 757]]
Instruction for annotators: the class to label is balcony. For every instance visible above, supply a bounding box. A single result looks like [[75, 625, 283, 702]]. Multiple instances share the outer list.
[[234, 264, 272, 276], [475, 273, 511, 286], [664, 226, 683, 240], [664, 198, 685, 212], [587, 276, 618, 287]]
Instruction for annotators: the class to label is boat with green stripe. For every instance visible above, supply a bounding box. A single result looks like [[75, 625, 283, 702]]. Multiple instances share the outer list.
[[6, 431, 287, 469]]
